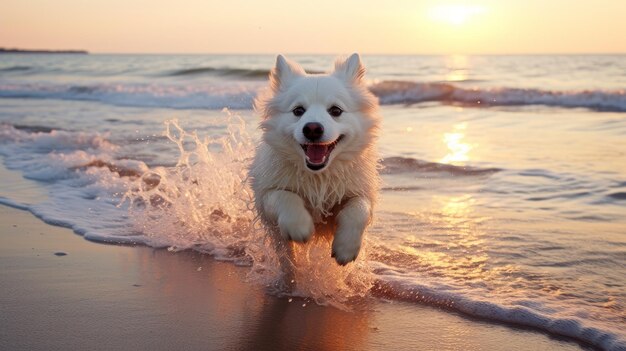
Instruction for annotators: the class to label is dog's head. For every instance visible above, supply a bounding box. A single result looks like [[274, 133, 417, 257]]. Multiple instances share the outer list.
[[255, 54, 379, 173]]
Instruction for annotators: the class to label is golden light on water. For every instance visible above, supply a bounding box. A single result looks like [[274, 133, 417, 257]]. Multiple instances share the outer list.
[[441, 122, 473, 164], [441, 194, 473, 220], [445, 55, 469, 82], [400, 194, 489, 280], [445, 70, 468, 82]]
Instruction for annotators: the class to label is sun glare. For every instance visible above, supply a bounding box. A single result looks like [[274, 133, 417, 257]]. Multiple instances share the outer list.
[[428, 4, 486, 26], [441, 122, 473, 164]]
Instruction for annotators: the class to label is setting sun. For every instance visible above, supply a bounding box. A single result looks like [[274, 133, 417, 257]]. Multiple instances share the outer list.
[[428, 4, 487, 25]]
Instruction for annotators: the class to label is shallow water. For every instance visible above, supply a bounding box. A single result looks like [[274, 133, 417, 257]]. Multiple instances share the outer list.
[[0, 54, 624, 350]]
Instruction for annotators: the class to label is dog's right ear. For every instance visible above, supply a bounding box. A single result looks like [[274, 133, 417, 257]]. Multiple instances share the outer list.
[[334, 53, 366, 86], [270, 55, 305, 92]]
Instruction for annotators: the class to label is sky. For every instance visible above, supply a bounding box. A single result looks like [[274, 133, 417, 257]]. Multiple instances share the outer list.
[[1, 0, 625, 54]]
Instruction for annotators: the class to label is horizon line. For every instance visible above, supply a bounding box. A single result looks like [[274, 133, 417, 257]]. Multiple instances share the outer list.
[[3, 47, 625, 56], [38, 51, 626, 56]]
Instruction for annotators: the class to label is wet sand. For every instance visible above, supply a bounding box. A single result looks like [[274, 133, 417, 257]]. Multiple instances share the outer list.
[[0, 205, 592, 350]]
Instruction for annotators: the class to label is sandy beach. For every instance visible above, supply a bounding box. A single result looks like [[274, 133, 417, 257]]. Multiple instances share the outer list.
[[0, 204, 589, 351]]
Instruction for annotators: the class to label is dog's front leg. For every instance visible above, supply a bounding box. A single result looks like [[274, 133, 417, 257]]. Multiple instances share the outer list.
[[332, 197, 371, 265], [263, 190, 314, 242]]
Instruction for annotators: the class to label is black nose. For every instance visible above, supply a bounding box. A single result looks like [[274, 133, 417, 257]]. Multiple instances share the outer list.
[[303, 122, 324, 141]]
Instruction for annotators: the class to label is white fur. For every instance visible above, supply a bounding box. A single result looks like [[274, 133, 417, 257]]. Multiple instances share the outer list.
[[250, 53, 380, 266]]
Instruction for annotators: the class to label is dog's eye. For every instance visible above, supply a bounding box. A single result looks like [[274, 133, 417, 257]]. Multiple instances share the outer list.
[[328, 105, 343, 117], [292, 106, 306, 117]]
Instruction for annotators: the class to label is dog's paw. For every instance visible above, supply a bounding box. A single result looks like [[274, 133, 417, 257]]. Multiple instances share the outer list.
[[277, 208, 314, 242], [331, 226, 363, 265]]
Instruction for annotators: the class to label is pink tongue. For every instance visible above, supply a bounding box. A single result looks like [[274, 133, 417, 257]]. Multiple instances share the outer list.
[[306, 144, 329, 164]]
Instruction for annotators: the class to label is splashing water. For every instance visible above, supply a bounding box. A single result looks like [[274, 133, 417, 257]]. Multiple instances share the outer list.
[[122, 111, 373, 307], [123, 113, 255, 256]]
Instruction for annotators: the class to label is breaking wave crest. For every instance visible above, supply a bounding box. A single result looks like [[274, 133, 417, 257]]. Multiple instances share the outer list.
[[2, 79, 624, 112], [165, 66, 324, 78], [370, 80, 626, 112], [381, 156, 501, 176], [0, 82, 259, 109], [371, 262, 625, 351], [0, 65, 32, 72], [166, 66, 271, 78]]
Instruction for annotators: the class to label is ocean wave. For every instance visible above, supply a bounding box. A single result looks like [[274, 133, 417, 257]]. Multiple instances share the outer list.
[[372, 263, 626, 351], [370, 80, 626, 112], [607, 191, 626, 200], [0, 124, 148, 244], [0, 82, 259, 109], [12, 124, 56, 133], [165, 66, 324, 79], [167, 66, 271, 78], [381, 156, 501, 176], [0, 65, 32, 72], [1, 79, 624, 112]]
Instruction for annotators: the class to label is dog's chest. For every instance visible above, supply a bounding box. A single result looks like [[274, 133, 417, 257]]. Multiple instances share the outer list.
[[300, 189, 352, 223]]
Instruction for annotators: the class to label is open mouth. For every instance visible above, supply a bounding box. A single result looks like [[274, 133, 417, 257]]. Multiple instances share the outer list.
[[300, 135, 345, 171]]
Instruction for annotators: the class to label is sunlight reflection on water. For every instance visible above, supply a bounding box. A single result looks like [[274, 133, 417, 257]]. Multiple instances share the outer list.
[[441, 122, 473, 164]]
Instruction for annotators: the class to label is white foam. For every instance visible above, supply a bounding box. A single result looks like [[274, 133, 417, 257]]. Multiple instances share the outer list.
[[0, 124, 144, 244], [373, 262, 626, 351], [0, 196, 30, 211]]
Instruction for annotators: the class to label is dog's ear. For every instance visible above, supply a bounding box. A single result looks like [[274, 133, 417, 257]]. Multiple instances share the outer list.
[[270, 55, 305, 91], [334, 53, 366, 85]]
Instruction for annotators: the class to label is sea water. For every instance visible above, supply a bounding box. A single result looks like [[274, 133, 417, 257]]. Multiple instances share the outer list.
[[0, 54, 624, 350]]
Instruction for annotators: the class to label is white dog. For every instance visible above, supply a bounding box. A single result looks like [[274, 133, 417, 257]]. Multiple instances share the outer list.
[[250, 53, 380, 270]]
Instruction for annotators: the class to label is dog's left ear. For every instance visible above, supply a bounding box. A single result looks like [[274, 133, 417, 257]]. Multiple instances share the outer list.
[[333, 53, 366, 85], [270, 55, 305, 92]]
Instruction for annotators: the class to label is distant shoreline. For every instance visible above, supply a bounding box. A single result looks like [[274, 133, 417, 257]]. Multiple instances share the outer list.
[[0, 48, 88, 54]]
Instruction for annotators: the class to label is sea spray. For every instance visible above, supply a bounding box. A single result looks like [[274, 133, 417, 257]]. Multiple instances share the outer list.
[[122, 111, 374, 307], [122, 112, 256, 255]]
